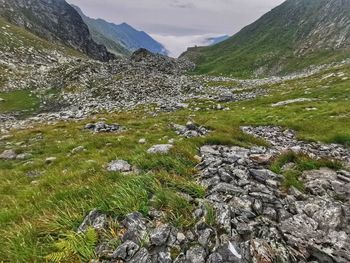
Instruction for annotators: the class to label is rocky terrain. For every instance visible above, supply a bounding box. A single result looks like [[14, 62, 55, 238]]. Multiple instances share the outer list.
[[0, 0, 349, 262], [72, 129, 350, 263], [182, 0, 350, 77], [0, 0, 113, 61]]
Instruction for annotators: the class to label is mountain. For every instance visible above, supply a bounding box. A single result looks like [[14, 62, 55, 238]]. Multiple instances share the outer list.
[[73, 5, 168, 56], [0, 0, 114, 61], [181, 0, 350, 78], [207, 35, 230, 46]]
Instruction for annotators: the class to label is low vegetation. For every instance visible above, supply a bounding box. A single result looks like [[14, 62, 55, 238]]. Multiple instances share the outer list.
[[0, 63, 349, 262], [0, 90, 40, 115]]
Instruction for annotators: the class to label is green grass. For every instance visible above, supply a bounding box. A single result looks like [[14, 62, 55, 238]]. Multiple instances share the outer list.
[[182, 0, 350, 78], [0, 63, 349, 262], [0, 90, 40, 115]]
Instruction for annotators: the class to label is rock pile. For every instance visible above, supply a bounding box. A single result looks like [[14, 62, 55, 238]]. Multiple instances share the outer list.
[[76, 139, 350, 262], [85, 122, 124, 133], [172, 122, 210, 138], [195, 145, 350, 262], [241, 126, 350, 165]]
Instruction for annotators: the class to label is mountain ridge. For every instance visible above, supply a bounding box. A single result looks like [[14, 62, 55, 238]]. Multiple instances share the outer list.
[[73, 5, 168, 56], [0, 0, 114, 61], [181, 0, 350, 77]]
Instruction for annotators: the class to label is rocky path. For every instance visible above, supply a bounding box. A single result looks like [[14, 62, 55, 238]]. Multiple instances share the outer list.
[[75, 128, 350, 263]]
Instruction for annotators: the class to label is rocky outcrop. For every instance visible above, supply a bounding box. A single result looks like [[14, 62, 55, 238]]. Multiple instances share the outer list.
[[242, 126, 350, 165], [75, 131, 350, 262], [0, 0, 114, 61]]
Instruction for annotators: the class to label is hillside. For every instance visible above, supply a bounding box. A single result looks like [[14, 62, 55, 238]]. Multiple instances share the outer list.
[[74, 5, 167, 56], [182, 0, 350, 78], [0, 0, 114, 61], [1, 0, 350, 262]]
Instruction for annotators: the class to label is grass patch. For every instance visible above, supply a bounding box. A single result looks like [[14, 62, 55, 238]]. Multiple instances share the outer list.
[[270, 151, 343, 174], [0, 90, 40, 115], [152, 189, 195, 229], [282, 170, 304, 192]]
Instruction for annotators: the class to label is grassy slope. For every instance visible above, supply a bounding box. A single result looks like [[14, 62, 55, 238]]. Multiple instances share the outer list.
[[0, 17, 84, 59], [0, 63, 349, 261], [183, 0, 350, 78], [0, 90, 40, 115]]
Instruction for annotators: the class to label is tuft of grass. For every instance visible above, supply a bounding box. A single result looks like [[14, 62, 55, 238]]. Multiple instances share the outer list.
[[282, 170, 304, 192], [331, 134, 350, 147], [270, 151, 343, 174], [204, 202, 216, 227], [152, 189, 195, 229], [99, 175, 155, 218]]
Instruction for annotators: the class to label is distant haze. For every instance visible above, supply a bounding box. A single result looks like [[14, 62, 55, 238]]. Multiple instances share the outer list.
[[67, 0, 285, 57]]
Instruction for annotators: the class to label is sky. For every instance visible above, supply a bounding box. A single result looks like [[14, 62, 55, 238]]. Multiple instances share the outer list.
[[67, 0, 285, 57]]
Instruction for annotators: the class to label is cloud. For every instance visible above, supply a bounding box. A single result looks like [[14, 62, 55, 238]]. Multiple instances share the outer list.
[[151, 33, 222, 57], [67, 0, 285, 57]]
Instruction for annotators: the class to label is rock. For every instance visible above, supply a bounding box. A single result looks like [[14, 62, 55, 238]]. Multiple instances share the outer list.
[[150, 224, 171, 246], [206, 253, 223, 263], [139, 138, 146, 144], [121, 212, 148, 244], [128, 247, 149, 263], [172, 122, 209, 138], [0, 98, 5, 102], [147, 144, 173, 154], [16, 153, 32, 160], [112, 240, 139, 261], [71, 146, 85, 154], [271, 98, 316, 107], [249, 154, 272, 164], [85, 122, 123, 133], [106, 160, 132, 173], [77, 209, 107, 233], [249, 169, 280, 183], [45, 157, 57, 164], [186, 246, 207, 263], [0, 149, 17, 160], [177, 232, 186, 243]]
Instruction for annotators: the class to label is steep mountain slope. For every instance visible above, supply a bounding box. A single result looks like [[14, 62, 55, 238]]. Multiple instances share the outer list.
[[207, 35, 230, 46], [74, 5, 168, 56], [182, 0, 350, 77], [0, 0, 114, 61]]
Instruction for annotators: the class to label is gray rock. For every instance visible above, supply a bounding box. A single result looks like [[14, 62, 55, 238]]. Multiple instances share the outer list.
[[77, 209, 107, 233], [150, 224, 171, 246], [147, 144, 173, 154], [0, 149, 17, 160], [107, 160, 132, 172], [112, 240, 139, 261], [128, 247, 150, 263], [16, 153, 32, 160], [186, 246, 207, 263], [71, 146, 85, 154]]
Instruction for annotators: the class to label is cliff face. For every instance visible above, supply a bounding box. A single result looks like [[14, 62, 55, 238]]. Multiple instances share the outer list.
[[0, 0, 114, 61]]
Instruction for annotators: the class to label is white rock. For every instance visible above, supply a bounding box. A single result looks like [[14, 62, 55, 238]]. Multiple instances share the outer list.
[[138, 138, 146, 144], [107, 160, 132, 172], [147, 144, 173, 154]]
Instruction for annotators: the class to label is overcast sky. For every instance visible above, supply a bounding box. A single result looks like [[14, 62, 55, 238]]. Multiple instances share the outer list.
[[67, 0, 285, 56]]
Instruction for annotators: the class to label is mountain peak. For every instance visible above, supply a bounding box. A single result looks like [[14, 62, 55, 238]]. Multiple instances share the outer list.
[[0, 0, 114, 61], [74, 6, 168, 56]]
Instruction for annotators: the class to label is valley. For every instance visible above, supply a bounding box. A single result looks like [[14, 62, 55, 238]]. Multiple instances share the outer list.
[[0, 0, 349, 262]]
